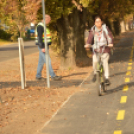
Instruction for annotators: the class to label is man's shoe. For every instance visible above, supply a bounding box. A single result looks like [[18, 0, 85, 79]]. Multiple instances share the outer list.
[[105, 79, 111, 85], [36, 77, 46, 81], [92, 74, 96, 82], [51, 76, 62, 81]]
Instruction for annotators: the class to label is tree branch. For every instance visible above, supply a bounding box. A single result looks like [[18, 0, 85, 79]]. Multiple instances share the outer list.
[[72, 0, 82, 12]]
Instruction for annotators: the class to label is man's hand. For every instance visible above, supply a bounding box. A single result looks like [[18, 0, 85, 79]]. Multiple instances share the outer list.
[[108, 44, 113, 48], [42, 48, 45, 52]]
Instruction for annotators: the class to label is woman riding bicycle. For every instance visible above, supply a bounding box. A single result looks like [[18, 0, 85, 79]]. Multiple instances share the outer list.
[[85, 16, 114, 85]]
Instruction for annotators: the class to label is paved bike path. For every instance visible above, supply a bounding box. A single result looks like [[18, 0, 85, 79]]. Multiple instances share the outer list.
[[37, 32, 134, 134]]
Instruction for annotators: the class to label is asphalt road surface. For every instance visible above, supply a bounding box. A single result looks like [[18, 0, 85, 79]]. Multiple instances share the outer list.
[[0, 41, 37, 62]]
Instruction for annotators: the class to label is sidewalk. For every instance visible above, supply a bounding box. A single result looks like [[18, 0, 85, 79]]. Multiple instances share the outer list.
[[0, 30, 134, 134]]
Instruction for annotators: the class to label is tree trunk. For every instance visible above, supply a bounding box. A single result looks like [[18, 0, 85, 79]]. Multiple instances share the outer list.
[[74, 8, 90, 67], [57, 16, 76, 69], [126, 22, 129, 31], [57, 8, 90, 69], [120, 19, 126, 33], [113, 18, 120, 35]]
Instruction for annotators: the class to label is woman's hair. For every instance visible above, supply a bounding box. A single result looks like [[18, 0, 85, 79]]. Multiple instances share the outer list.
[[94, 16, 102, 22]]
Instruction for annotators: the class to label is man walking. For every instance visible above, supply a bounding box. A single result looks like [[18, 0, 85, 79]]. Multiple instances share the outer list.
[[35, 14, 62, 81]]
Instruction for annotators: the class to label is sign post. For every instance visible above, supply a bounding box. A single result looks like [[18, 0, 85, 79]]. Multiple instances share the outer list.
[[18, 38, 26, 89], [42, 0, 50, 88]]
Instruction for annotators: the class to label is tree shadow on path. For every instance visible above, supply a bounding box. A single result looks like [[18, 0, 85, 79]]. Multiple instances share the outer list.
[[0, 79, 83, 89], [109, 71, 126, 77], [104, 82, 134, 95], [62, 72, 88, 78]]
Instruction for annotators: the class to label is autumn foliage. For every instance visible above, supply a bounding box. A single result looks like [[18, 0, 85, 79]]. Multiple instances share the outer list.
[[0, 0, 41, 40]]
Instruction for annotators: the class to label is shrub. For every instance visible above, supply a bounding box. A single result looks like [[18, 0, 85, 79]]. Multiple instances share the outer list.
[[0, 29, 12, 40]]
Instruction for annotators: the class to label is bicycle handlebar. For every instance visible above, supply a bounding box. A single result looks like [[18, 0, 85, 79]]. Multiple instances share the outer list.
[[91, 45, 107, 54]]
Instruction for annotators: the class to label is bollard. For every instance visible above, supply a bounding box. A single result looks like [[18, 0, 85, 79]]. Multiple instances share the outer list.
[[18, 38, 26, 89]]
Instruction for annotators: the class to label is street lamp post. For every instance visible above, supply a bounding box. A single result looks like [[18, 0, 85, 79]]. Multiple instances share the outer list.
[[42, 0, 50, 88]]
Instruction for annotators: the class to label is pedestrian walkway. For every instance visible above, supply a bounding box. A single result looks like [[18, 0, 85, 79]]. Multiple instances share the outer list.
[[37, 32, 134, 134]]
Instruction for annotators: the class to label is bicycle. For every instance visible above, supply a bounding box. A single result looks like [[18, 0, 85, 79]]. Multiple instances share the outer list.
[[92, 45, 108, 96]]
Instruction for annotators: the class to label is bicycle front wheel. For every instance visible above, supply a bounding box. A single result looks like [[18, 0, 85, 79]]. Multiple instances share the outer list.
[[102, 83, 107, 92], [96, 72, 102, 96]]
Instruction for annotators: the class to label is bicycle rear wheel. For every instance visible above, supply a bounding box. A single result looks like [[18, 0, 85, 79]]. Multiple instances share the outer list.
[[96, 72, 102, 96]]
